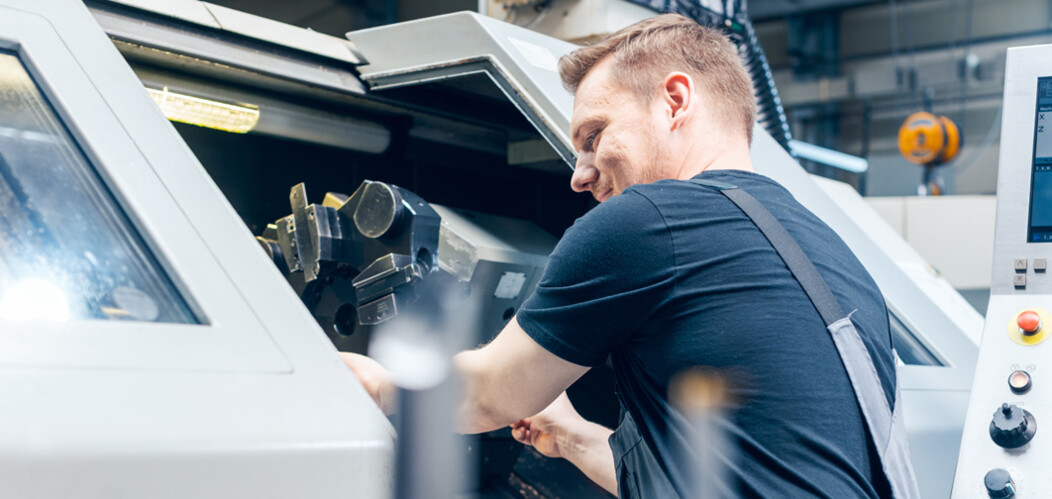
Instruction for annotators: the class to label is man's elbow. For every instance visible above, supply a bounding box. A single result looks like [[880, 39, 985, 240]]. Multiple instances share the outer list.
[[460, 398, 514, 434], [455, 352, 515, 433]]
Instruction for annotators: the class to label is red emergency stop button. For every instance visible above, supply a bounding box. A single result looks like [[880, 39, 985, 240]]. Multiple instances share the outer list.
[[1018, 310, 1042, 335], [1007, 309, 1049, 346]]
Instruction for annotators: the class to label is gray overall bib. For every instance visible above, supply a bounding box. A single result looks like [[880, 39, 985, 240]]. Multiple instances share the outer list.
[[608, 179, 921, 498]]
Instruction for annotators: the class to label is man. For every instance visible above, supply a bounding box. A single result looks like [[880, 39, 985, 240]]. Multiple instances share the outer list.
[[344, 14, 913, 497]]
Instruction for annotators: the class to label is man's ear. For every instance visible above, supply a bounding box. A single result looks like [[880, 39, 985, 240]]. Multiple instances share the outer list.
[[662, 72, 694, 130]]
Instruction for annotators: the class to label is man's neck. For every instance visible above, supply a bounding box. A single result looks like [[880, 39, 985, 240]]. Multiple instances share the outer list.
[[674, 141, 754, 181]]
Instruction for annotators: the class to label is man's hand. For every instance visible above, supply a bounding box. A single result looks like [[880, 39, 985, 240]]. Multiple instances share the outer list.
[[511, 391, 617, 495], [340, 352, 397, 415], [510, 392, 584, 459]]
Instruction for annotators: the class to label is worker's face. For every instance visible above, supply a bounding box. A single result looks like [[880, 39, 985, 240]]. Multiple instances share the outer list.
[[569, 59, 673, 202]]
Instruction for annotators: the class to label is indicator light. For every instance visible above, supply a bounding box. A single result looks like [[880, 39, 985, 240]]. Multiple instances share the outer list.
[[1009, 370, 1032, 394]]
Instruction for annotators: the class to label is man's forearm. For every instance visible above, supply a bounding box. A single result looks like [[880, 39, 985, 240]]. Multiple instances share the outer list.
[[558, 420, 617, 495], [343, 318, 589, 435], [452, 324, 590, 434]]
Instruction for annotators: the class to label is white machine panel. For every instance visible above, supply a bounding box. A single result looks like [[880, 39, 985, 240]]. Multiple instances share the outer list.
[[952, 44, 1052, 498], [0, 1, 393, 497]]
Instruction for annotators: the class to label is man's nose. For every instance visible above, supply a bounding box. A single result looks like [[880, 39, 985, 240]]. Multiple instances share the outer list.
[[571, 158, 599, 193]]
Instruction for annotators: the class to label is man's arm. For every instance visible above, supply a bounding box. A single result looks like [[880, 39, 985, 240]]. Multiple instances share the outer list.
[[454, 317, 590, 433], [341, 316, 590, 433], [342, 333, 615, 493], [511, 392, 617, 495]]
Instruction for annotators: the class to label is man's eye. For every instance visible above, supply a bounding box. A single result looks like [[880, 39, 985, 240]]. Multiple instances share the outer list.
[[586, 132, 599, 149]]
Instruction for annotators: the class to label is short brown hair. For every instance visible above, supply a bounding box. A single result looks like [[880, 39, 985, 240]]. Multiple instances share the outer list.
[[559, 14, 756, 143]]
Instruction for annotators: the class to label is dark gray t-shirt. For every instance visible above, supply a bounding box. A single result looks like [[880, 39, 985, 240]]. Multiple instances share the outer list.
[[518, 170, 895, 498]]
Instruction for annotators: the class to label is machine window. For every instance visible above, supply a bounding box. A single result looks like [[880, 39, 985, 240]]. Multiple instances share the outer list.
[[1028, 77, 1052, 242], [888, 310, 943, 366], [0, 51, 200, 323]]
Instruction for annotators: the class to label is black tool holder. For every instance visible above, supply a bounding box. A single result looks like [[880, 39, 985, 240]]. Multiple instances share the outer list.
[[256, 180, 525, 494], [257, 180, 444, 350]]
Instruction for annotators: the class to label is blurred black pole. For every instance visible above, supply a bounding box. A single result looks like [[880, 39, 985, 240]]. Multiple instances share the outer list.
[[369, 277, 480, 499], [394, 380, 466, 499]]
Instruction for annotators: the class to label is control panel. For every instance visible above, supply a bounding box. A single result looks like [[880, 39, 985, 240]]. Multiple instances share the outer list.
[[952, 45, 1052, 497]]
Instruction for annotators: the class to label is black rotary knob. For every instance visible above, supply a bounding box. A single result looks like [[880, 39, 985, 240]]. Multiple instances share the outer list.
[[984, 468, 1015, 498], [989, 403, 1036, 449]]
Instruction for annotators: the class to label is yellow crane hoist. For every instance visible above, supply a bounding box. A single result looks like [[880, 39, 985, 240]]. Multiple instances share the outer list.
[[898, 112, 962, 195]]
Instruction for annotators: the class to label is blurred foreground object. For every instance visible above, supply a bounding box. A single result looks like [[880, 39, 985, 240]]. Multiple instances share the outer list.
[[670, 368, 734, 498]]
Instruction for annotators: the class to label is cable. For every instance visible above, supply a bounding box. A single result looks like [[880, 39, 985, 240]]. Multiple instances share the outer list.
[[946, 0, 962, 121], [888, 0, 903, 111], [957, 0, 977, 136], [522, 1, 553, 29], [904, 0, 919, 110], [948, 103, 1001, 178], [740, 19, 793, 150]]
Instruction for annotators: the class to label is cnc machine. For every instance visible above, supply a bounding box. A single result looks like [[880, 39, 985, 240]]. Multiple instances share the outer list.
[[0, 0, 991, 497]]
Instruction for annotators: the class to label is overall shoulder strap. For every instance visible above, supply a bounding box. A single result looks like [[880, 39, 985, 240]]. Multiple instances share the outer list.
[[688, 178, 844, 325]]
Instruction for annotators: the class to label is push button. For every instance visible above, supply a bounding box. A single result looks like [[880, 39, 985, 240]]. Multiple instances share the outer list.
[[1013, 274, 1027, 288], [1035, 258, 1047, 272], [1014, 258, 1028, 272], [1009, 370, 1032, 394], [1017, 311, 1041, 335], [1007, 308, 1050, 346]]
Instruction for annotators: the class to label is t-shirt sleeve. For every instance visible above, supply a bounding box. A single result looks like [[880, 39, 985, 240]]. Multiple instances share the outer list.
[[517, 190, 677, 367]]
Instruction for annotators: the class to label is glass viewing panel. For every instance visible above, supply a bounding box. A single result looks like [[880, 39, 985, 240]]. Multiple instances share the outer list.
[[0, 50, 200, 323], [1028, 77, 1052, 242], [888, 310, 943, 366]]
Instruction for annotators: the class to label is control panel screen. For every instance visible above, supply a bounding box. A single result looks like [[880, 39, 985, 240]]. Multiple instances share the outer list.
[[1028, 77, 1052, 242]]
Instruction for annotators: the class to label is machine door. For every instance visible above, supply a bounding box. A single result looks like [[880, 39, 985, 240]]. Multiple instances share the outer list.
[[0, 0, 292, 372], [348, 12, 579, 168]]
